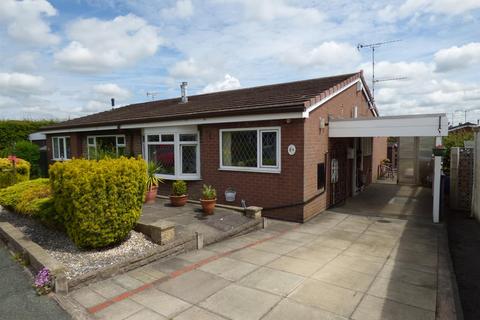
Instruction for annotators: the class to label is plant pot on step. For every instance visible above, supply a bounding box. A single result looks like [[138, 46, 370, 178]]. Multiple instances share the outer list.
[[145, 186, 158, 204], [170, 194, 188, 207], [201, 198, 216, 215]]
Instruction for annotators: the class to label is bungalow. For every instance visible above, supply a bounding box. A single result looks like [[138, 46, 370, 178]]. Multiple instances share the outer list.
[[41, 71, 387, 222]]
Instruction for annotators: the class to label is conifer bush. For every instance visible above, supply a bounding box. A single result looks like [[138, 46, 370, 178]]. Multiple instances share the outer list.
[[49, 157, 147, 249], [0, 158, 30, 188]]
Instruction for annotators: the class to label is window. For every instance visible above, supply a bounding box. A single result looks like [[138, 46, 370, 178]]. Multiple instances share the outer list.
[[317, 163, 326, 192], [362, 137, 373, 156], [145, 130, 200, 179], [87, 135, 126, 159], [220, 127, 280, 173], [52, 136, 70, 160]]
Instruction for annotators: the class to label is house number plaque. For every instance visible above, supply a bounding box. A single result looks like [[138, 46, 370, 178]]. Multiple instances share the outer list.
[[288, 144, 296, 155]]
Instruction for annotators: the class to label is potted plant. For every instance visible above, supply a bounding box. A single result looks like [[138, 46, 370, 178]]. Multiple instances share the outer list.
[[170, 180, 188, 206], [200, 184, 217, 215], [145, 161, 163, 204]]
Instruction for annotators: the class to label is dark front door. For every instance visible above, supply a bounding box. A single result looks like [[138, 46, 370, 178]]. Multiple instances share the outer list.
[[328, 138, 349, 207]]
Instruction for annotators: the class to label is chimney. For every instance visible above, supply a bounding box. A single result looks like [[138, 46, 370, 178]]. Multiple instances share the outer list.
[[180, 82, 188, 103], [111, 98, 115, 108]]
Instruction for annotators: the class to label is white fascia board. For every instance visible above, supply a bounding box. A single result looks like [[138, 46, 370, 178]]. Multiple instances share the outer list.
[[329, 114, 449, 137], [119, 112, 304, 129], [40, 125, 118, 134], [302, 78, 377, 118]]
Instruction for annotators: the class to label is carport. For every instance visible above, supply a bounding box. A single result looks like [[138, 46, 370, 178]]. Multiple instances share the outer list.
[[329, 113, 448, 223]]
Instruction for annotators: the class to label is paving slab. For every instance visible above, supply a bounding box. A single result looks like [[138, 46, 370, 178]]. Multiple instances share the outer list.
[[199, 284, 281, 320], [130, 287, 191, 318], [229, 247, 280, 265], [156, 269, 230, 303], [95, 298, 143, 320], [199, 256, 258, 281], [351, 294, 435, 320], [368, 277, 437, 311], [251, 240, 299, 255], [149, 257, 192, 274], [312, 264, 375, 292], [289, 279, 363, 317], [173, 306, 227, 320], [325, 254, 386, 275], [377, 263, 437, 288], [70, 286, 107, 308], [286, 245, 341, 263], [90, 279, 128, 299], [238, 266, 305, 296], [267, 255, 324, 277], [112, 273, 145, 290], [177, 249, 217, 263], [125, 308, 168, 320], [263, 298, 346, 320]]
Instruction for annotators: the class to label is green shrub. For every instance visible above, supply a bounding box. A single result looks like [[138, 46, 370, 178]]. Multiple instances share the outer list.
[[172, 180, 187, 196], [0, 158, 30, 189], [0, 179, 58, 227], [0, 119, 56, 150], [1, 141, 41, 178], [49, 157, 147, 249]]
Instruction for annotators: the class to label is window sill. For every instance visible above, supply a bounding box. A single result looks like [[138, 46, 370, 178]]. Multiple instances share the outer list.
[[218, 167, 281, 174], [52, 158, 71, 161], [155, 174, 202, 181]]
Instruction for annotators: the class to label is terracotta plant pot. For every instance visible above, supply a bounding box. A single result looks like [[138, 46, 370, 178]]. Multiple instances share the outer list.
[[201, 198, 216, 215], [170, 194, 188, 207], [145, 186, 158, 204]]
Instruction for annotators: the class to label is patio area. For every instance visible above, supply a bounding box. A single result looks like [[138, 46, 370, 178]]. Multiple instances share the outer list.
[[67, 209, 457, 320], [139, 198, 261, 245]]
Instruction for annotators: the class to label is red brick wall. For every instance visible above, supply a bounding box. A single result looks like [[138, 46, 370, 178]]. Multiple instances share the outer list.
[[156, 119, 305, 221], [303, 84, 377, 221], [372, 136, 388, 181]]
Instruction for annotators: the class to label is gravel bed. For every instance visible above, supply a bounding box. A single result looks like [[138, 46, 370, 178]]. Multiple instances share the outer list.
[[0, 207, 159, 279]]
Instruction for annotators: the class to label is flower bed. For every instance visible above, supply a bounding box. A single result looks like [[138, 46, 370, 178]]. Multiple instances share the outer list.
[[0, 208, 159, 280]]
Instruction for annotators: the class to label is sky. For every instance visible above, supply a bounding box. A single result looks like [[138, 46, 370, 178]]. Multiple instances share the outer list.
[[0, 0, 479, 125]]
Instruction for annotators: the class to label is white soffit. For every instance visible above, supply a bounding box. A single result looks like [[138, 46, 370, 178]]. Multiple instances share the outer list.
[[329, 113, 448, 137]]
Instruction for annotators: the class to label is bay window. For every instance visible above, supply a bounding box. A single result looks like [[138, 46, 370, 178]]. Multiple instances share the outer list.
[[220, 127, 280, 173], [52, 136, 70, 160], [144, 129, 200, 180], [87, 135, 126, 159]]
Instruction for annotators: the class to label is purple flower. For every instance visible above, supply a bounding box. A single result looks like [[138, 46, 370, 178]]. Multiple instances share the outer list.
[[34, 268, 52, 288]]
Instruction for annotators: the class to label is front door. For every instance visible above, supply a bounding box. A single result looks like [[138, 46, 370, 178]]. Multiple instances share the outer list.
[[328, 139, 349, 206]]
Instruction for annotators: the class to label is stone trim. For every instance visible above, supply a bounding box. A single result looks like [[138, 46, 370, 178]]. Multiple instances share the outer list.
[[0, 222, 68, 294]]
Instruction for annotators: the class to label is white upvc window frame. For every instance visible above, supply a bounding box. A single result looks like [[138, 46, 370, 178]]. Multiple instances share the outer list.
[[51, 136, 70, 161], [87, 135, 126, 159], [219, 127, 281, 174], [143, 127, 201, 181]]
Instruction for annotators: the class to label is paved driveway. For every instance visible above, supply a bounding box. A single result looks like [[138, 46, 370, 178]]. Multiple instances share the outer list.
[[0, 242, 71, 320], [69, 211, 449, 320]]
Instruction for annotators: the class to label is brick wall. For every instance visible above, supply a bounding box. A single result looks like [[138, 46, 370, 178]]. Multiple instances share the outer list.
[[372, 136, 388, 181], [303, 84, 377, 221]]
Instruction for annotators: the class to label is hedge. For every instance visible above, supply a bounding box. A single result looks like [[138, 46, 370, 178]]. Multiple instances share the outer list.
[[0, 179, 58, 227], [49, 157, 147, 249], [0, 158, 30, 188], [0, 119, 56, 150]]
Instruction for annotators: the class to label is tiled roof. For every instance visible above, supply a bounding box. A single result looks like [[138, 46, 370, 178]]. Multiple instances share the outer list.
[[44, 72, 364, 130]]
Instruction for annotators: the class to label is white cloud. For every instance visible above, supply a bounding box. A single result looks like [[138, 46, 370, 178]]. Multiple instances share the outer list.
[[168, 58, 214, 80], [93, 83, 131, 100], [434, 42, 480, 72], [13, 52, 38, 72], [0, 0, 59, 46], [201, 74, 241, 93], [0, 72, 45, 94], [161, 0, 194, 19], [220, 0, 324, 22], [282, 41, 360, 68], [54, 14, 162, 73], [379, 0, 480, 22]]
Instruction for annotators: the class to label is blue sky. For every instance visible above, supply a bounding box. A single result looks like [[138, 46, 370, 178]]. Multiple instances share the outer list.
[[0, 0, 479, 125]]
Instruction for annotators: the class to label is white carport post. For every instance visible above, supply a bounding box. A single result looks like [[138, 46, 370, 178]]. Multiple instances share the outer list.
[[432, 136, 442, 223]]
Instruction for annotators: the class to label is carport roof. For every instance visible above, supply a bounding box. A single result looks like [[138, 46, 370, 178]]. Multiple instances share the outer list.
[[329, 113, 448, 137]]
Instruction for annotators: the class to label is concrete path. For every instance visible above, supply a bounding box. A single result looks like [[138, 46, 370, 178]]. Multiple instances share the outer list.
[[67, 210, 451, 320], [0, 242, 71, 320]]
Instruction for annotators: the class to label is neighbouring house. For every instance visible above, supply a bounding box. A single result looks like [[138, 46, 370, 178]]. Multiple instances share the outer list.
[[40, 71, 387, 222], [448, 121, 479, 134]]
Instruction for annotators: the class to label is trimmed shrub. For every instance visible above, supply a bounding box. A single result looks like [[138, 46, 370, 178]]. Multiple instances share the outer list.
[[0, 179, 58, 227], [49, 157, 147, 249], [0, 158, 30, 188]]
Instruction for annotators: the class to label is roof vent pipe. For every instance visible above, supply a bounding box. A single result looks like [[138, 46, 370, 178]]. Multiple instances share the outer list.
[[180, 82, 188, 103]]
